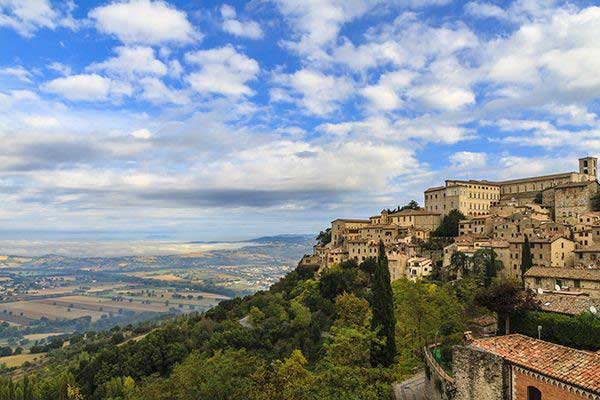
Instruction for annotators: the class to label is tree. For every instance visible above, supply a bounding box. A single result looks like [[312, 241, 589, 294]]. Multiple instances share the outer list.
[[316, 228, 332, 246], [591, 192, 600, 212], [393, 279, 465, 366], [472, 248, 502, 287], [370, 241, 396, 367], [432, 209, 466, 238], [475, 279, 538, 334], [399, 200, 420, 211], [520, 236, 532, 286], [324, 293, 375, 367], [449, 251, 470, 278]]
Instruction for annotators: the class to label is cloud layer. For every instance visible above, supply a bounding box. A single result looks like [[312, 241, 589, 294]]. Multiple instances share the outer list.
[[0, 0, 599, 240]]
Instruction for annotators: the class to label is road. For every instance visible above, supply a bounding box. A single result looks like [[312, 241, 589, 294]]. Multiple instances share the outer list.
[[393, 371, 427, 400]]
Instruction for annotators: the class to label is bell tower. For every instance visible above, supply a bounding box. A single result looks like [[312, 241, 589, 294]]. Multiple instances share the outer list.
[[579, 156, 598, 179]]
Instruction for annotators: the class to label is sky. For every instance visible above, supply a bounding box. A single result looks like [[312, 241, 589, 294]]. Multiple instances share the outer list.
[[1, 0, 600, 244]]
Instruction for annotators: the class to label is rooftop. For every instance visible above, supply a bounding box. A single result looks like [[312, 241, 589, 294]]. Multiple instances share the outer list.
[[470, 334, 600, 393], [574, 245, 600, 253], [537, 293, 599, 316], [525, 266, 600, 281], [553, 181, 596, 189]]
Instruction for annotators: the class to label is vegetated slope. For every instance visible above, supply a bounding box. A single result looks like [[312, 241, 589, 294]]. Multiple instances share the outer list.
[[0, 258, 472, 399]]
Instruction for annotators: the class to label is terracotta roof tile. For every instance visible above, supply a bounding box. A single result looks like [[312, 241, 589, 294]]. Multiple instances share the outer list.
[[537, 293, 600, 315], [524, 266, 600, 281], [471, 334, 600, 393]]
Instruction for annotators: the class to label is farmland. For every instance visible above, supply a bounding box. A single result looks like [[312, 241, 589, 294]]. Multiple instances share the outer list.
[[0, 235, 313, 365]]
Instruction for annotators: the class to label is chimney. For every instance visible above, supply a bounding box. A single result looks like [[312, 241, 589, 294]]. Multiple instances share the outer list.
[[463, 331, 474, 345]]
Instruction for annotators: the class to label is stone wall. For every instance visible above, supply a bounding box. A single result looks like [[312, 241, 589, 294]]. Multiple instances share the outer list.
[[424, 346, 455, 400], [554, 182, 598, 225], [452, 345, 508, 400]]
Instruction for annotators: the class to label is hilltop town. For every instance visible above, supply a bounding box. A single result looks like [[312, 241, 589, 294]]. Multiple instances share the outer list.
[[302, 156, 600, 302], [300, 156, 600, 399]]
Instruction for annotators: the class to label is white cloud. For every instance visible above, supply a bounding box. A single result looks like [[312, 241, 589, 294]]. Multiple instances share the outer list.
[[87, 46, 168, 77], [47, 62, 72, 76], [481, 6, 600, 105], [42, 74, 131, 101], [410, 84, 475, 111], [220, 4, 263, 40], [139, 77, 188, 105], [274, 0, 379, 59], [185, 46, 259, 97], [0, 0, 57, 36], [89, 0, 199, 45], [319, 114, 470, 144], [449, 151, 487, 169], [131, 128, 152, 139], [360, 70, 414, 111], [464, 2, 508, 19], [0, 66, 32, 83], [272, 69, 353, 116]]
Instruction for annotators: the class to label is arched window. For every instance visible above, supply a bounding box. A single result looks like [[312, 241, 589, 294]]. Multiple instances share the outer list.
[[528, 386, 542, 400]]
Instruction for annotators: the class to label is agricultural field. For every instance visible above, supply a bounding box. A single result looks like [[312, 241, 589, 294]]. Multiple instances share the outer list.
[[0, 300, 107, 322], [0, 353, 46, 368]]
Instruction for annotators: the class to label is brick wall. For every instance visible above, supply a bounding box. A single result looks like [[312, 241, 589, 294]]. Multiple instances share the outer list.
[[513, 368, 591, 400]]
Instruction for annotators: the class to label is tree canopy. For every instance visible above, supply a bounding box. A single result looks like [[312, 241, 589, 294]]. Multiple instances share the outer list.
[[432, 209, 466, 238]]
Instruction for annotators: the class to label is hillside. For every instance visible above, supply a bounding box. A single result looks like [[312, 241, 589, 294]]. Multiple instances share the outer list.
[[0, 257, 454, 399]]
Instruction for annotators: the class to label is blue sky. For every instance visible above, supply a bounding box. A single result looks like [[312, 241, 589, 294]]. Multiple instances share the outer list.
[[1, 0, 600, 243]]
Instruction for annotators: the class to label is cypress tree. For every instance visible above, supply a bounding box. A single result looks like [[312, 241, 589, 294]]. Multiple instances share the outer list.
[[370, 241, 396, 367], [520, 236, 532, 286]]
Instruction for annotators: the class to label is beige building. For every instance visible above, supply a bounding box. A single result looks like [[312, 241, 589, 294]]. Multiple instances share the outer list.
[[425, 156, 597, 215], [573, 245, 600, 269], [529, 236, 575, 268], [388, 250, 409, 282], [424, 180, 500, 217], [551, 180, 599, 224], [406, 257, 433, 281], [525, 266, 600, 298]]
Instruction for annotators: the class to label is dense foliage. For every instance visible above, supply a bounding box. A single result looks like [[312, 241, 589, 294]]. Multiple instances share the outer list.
[[0, 254, 478, 399], [432, 209, 465, 238], [511, 310, 600, 350], [370, 242, 396, 367], [520, 236, 532, 285]]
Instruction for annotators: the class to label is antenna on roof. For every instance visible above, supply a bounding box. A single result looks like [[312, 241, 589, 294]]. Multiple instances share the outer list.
[[537, 287, 543, 295], [554, 284, 561, 292]]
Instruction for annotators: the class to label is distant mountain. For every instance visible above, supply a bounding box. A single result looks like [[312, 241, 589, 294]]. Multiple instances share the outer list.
[[189, 233, 314, 245], [247, 234, 314, 244], [1, 234, 315, 270]]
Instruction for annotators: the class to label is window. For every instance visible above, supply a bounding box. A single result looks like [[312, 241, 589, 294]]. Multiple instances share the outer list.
[[574, 280, 581, 288], [527, 386, 542, 400], [535, 277, 541, 286]]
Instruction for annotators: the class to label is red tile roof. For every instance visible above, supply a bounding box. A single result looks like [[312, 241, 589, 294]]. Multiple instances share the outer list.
[[471, 334, 600, 393]]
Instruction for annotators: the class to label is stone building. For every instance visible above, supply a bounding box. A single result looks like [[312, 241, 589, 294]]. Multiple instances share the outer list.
[[573, 245, 600, 268], [424, 180, 501, 216], [406, 257, 433, 281], [452, 334, 600, 400], [551, 180, 599, 225], [524, 266, 600, 298], [529, 236, 575, 268], [425, 156, 597, 215]]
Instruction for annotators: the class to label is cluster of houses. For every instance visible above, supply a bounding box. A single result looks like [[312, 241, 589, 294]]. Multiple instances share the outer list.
[[301, 156, 600, 399], [301, 156, 600, 302]]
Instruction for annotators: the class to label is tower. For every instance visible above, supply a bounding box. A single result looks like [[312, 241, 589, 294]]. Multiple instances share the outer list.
[[579, 156, 598, 179], [579, 157, 598, 179]]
